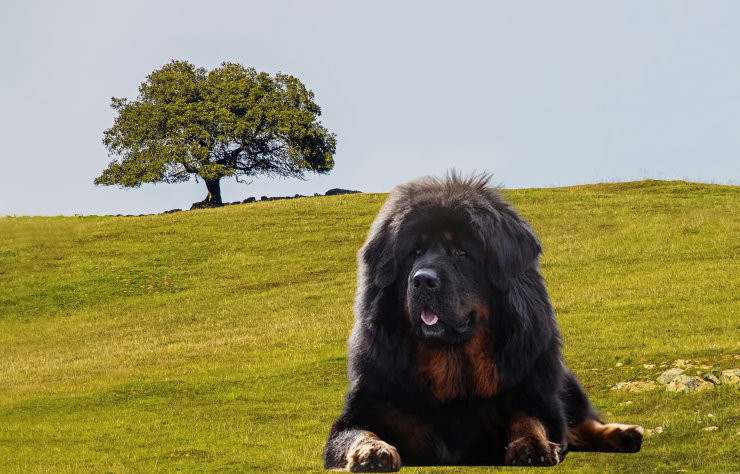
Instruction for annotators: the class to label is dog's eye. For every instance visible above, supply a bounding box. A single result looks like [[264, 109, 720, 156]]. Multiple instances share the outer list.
[[414, 248, 424, 256], [454, 247, 466, 257]]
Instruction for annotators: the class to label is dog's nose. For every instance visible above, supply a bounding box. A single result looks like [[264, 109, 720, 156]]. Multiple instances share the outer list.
[[412, 268, 440, 290]]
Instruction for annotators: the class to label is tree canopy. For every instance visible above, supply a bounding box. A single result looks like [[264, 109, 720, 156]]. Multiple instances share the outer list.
[[95, 60, 336, 207]]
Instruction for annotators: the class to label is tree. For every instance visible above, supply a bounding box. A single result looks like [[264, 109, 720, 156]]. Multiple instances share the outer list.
[[95, 60, 336, 208]]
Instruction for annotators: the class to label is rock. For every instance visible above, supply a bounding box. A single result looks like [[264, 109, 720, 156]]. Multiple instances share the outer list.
[[293, 194, 305, 198], [657, 368, 685, 384], [190, 200, 222, 210], [665, 375, 714, 393], [703, 373, 721, 385], [162, 209, 182, 214], [325, 188, 361, 196], [612, 381, 658, 393], [646, 426, 664, 435], [720, 369, 740, 386], [701, 426, 718, 432], [673, 359, 690, 367], [261, 196, 269, 201], [615, 362, 624, 367], [243, 197, 256, 203], [643, 364, 656, 369]]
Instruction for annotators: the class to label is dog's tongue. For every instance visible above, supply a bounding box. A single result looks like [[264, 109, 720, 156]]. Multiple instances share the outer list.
[[421, 309, 440, 326]]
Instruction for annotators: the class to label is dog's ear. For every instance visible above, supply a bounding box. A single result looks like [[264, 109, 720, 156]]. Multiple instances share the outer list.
[[475, 207, 542, 290], [359, 219, 399, 289]]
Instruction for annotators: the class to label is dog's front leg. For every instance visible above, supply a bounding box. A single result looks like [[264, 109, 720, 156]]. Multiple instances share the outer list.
[[504, 412, 561, 466]]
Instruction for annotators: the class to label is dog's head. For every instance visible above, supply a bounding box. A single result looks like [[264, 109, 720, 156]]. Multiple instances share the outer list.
[[359, 173, 541, 345]]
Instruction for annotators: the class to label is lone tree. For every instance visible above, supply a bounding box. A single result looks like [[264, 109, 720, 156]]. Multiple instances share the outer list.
[[95, 60, 336, 208]]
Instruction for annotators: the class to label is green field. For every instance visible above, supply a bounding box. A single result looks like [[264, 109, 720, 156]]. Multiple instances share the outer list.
[[0, 180, 738, 473]]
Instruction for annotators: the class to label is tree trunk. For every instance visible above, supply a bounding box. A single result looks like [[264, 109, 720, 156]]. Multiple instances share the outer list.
[[190, 178, 223, 209], [204, 178, 223, 205]]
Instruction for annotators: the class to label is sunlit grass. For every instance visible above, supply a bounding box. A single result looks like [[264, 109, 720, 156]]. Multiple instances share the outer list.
[[0, 181, 738, 472]]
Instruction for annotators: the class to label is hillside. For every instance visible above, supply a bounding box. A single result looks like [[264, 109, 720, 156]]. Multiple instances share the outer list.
[[0, 180, 738, 472]]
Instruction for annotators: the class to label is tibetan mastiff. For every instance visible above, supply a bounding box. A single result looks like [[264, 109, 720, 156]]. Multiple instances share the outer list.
[[324, 174, 643, 471]]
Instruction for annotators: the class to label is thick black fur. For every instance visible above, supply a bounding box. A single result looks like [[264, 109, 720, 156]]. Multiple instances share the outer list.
[[324, 173, 613, 470]]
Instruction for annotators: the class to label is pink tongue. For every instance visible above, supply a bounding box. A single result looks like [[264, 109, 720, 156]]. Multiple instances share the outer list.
[[421, 309, 439, 326]]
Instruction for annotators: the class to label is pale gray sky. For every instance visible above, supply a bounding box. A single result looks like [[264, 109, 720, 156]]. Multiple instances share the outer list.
[[1, 1, 738, 216]]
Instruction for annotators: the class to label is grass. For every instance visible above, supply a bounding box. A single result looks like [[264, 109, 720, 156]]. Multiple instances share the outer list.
[[0, 180, 738, 473]]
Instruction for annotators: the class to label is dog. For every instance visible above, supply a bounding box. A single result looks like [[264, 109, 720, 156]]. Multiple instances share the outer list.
[[324, 173, 643, 471]]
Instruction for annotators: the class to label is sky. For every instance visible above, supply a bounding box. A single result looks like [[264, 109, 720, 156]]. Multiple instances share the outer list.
[[1, 1, 738, 216]]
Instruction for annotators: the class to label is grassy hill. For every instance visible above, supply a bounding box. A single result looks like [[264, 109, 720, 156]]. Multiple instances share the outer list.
[[0, 180, 738, 472]]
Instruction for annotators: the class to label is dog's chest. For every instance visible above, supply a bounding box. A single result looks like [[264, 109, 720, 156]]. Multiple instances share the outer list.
[[415, 329, 498, 401]]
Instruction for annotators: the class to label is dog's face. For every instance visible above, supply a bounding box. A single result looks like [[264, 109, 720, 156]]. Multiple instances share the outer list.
[[401, 219, 490, 345]]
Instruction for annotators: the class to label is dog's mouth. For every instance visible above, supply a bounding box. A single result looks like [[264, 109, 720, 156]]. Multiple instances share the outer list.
[[418, 307, 475, 341], [421, 308, 440, 326]]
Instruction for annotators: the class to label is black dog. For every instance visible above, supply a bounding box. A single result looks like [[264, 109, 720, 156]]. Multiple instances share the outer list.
[[324, 174, 643, 471]]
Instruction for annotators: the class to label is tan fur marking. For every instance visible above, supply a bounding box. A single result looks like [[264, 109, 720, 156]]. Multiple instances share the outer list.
[[507, 412, 548, 443], [505, 412, 560, 466], [567, 419, 644, 452], [416, 344, 466, 401], [462, 305, 498, 397]]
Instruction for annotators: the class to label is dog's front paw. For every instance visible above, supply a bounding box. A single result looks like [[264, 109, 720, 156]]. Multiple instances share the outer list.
[[347, 434, 401, 472], [505, 436, 560, 466]]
